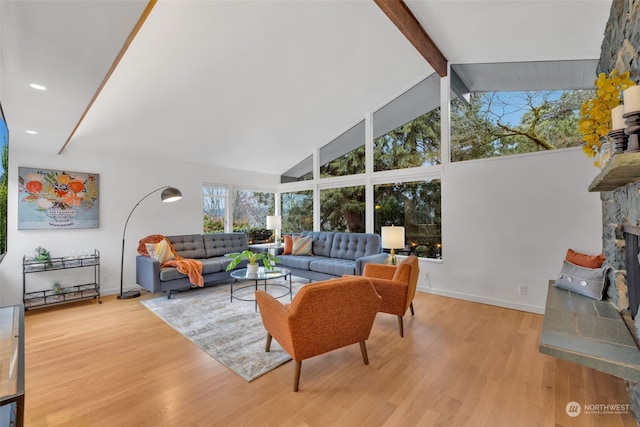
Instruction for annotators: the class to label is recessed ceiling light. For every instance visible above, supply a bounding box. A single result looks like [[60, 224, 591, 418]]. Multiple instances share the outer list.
[[26, 130, 37, 134], [29, 83, 46, 91]]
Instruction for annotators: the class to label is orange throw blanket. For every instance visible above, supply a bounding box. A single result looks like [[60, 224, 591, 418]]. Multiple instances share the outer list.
[[138, 235, 204, 287]]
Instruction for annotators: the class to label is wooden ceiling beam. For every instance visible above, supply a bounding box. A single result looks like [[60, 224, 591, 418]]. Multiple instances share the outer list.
[[374, 0, 447, 77]]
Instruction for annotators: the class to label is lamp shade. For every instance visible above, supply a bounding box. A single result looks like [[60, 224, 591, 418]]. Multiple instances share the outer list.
[[381, 226, 405, 249], [161, 186, 182, 203], [266, 215, 281, 229]]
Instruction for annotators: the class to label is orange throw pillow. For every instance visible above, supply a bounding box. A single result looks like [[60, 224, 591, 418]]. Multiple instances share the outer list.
[[566, 248, 605, 268], [283, 235, 293, 255]]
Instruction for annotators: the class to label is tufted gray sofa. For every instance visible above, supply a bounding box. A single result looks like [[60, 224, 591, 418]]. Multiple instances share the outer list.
[[277, 231, 388, 281], [136, 233, 250, 298]]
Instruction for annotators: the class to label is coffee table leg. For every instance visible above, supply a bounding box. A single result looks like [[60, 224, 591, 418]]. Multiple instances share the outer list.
[[254, 279, 259, 312]]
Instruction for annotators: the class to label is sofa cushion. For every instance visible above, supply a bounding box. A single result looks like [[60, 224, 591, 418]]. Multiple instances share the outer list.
[[309, 258, 356, 276], [159, 258, 224, 281], [204, 233, 248, 257], [277, 254, 314, 270], [329, 232, 382, 261], [302, 231, 335, 257], [166, 234, 206, 259]]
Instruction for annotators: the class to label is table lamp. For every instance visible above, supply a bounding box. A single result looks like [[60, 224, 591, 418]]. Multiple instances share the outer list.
[[381, 225, 405, 265], [266, 215, 282, 246]]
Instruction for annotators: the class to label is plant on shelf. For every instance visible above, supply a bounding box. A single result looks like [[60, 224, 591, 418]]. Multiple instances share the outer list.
[[579, 69, 635, 159], [33, 246, 52, 267], [225, 250, 279, 271]]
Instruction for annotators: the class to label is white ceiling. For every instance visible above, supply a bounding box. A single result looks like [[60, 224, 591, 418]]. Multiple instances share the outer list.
[[0, 0, 612, 176]]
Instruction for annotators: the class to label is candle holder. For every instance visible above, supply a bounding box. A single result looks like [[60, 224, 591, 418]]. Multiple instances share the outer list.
[[608, 129, 629, 154], [623, 110, 640, 153]]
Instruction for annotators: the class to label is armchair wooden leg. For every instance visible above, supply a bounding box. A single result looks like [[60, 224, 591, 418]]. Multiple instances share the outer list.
[[397, 315, 404, 337], [359, 341, 369, 365], [294, 360, 302, 392], [410, 302, 414, 316], [265, 333, 272, 352]]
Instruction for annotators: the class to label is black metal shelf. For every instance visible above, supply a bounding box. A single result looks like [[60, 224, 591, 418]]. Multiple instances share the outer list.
[[23, 250, 101, 310]]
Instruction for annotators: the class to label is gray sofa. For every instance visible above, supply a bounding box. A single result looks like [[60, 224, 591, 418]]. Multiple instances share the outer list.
[[276, 231, 388, 281], [136, 232, 249, 298]]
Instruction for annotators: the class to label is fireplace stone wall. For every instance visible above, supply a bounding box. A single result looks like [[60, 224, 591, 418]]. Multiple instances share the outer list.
[[599, 0, 640, 313], [598, 0, 640, 421]]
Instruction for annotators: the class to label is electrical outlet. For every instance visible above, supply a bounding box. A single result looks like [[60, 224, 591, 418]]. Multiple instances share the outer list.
[[519, 284, 528, 295]]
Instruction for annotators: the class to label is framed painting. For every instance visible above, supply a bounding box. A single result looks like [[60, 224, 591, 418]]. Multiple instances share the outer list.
[[18, 167, 99, 230]]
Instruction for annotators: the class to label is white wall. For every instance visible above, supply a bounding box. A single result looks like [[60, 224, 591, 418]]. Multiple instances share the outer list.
[[419, 148, 603, 313], [0, 147, 279, 306], [0, 144, 602, 314]]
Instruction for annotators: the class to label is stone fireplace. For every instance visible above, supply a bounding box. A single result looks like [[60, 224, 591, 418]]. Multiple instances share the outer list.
[[602, 182, 640, 314], [596, 0, 640, 420]]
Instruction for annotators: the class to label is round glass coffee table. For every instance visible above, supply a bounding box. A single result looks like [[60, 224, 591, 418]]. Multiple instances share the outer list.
[[229, 267, 292, 311]]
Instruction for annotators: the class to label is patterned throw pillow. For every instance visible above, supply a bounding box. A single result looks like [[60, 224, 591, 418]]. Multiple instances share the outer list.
[[152, 239, 175, 263], [292, 236, 312, 256]]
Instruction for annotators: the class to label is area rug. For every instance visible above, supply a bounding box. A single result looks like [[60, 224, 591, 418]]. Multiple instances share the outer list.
[[140, 279, 305, 381]]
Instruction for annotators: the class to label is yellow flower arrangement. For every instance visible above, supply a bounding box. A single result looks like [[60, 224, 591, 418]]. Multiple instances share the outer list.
[[579, 69, 635, 158]]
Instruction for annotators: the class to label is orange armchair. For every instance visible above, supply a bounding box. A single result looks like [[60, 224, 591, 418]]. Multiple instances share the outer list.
[[255, 276, 381, 391], [362, 255, 419, 337]]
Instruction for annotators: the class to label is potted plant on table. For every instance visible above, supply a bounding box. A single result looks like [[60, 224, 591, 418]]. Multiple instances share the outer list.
[[225, 250, 279, 274]]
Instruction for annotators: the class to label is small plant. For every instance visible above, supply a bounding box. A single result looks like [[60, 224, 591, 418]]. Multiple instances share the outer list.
[[34, 246, 50, 261], [225, 250, 279, 271], [33, 246, 52, 267]]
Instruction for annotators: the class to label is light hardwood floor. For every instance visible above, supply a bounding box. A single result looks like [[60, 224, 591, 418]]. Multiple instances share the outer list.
[[22, 287, 638, 427]]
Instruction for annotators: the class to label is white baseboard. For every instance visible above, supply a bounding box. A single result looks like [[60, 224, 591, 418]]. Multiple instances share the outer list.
[[417, 285, 545, 315]]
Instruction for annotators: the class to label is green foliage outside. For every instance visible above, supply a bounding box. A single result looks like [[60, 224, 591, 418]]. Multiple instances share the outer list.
[[282, 190, 313, 233], [203, 215, 224, 233]]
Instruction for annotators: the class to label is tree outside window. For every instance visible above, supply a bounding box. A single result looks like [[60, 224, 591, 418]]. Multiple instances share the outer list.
[[282, 190, 313, 233], [374, 108, 441, 170], [203, 184, 226, 233], [374, 180, 441, 259], [320, 185, 365, 233], [451, 90, 594, 161]]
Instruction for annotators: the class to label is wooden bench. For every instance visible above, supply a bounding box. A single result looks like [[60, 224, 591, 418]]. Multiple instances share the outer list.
[[539, 283, 640, 382]]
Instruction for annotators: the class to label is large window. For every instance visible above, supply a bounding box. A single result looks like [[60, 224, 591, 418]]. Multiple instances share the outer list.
[[282, 190, 313, 233], [203, 184, 227, 233], [232, 189, 275, 230], [374, 108, 440, 171], [374, 180, 441, 259], [450, 90, 593, 161], [320, 121, 365, 177], [320, 185, 365, 232]]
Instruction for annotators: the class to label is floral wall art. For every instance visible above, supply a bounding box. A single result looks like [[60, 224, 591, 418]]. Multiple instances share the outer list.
[[18, 167, 99, 229]]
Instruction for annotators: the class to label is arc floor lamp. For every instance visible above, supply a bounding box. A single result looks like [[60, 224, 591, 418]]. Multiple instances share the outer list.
[[118, 185, 182, 299]]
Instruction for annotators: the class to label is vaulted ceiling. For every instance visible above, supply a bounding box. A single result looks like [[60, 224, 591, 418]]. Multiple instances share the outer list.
[[0, 0, 612, 176]]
